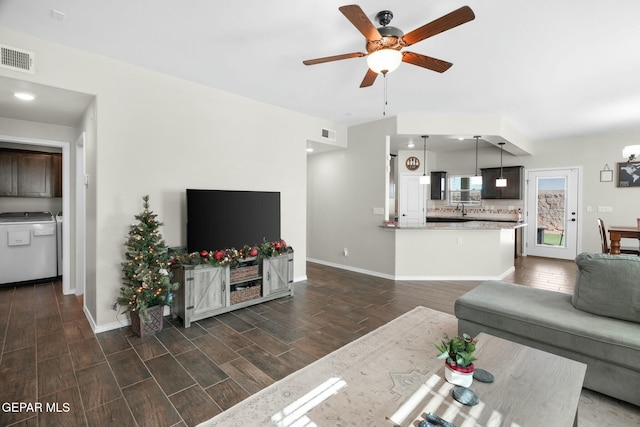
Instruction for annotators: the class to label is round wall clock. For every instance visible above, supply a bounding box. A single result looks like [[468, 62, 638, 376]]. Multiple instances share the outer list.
[[405, 156, 420, 171]]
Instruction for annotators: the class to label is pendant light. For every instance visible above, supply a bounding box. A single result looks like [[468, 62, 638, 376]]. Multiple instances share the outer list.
[[419, 135, 430, 185], [496, 142, 507, 188], [470, 135, 483, 185]]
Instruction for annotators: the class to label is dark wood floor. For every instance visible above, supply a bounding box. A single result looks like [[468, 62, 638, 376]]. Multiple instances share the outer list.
[[0, 256, 578, 427]]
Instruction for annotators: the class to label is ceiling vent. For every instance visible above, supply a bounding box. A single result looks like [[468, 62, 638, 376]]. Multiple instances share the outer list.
[[0, 45, 35, 74], [321, 128, 336, 141]]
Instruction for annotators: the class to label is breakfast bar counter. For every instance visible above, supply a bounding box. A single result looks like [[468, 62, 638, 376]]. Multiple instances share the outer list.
[[382, 220, 526, 280]]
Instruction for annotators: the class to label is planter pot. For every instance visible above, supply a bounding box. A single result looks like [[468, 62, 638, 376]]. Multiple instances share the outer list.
[[444, 361, 474, 388], [130, 305, 164, 337]]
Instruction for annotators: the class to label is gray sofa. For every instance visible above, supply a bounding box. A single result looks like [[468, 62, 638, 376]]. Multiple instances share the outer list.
[[455, 252, 640, 407]]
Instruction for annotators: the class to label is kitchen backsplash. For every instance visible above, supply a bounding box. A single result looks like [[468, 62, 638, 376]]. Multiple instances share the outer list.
[[428, 204, 523, 221]]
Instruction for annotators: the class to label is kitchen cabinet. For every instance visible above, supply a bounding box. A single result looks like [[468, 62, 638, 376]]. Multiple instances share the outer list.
[[480, 166, 523, 199], [0, 149, 62, 198], [430, 171, 447, 200]]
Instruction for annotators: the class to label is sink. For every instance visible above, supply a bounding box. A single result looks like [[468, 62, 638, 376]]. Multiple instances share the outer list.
[[426, 217, 471, 223]]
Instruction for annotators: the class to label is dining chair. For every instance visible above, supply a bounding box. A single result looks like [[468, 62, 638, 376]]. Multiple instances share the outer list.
[[598, 218, 640, 255]]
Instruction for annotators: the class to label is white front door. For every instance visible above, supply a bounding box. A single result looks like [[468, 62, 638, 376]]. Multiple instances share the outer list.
[[525, 168, 580, 259], [399, 174, 425, 227]]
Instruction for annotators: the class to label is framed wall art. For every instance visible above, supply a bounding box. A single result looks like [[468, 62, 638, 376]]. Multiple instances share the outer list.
[[600, 165, 613, 182], [617, 161, 640, 187]]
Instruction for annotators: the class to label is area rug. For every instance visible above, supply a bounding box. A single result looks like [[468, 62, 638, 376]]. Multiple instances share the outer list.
[[198, 306, 640, 427], [198, 306, 458, 426]]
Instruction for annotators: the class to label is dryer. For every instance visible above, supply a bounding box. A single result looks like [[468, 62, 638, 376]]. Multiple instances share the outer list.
[[0, 212, 58, 285]]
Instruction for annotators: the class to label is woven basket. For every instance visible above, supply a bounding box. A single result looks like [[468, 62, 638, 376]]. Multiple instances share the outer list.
[[230, 264, 260, 282], [230, 285, 261, 305], [130, 305, 164, 337]]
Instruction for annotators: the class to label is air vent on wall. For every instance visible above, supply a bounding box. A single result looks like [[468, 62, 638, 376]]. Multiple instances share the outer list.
[[321, 128, 336, 141], [0, 45, 35, 74]]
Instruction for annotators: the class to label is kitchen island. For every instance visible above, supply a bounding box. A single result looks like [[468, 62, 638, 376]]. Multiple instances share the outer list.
[[382, 220, 526, 280]]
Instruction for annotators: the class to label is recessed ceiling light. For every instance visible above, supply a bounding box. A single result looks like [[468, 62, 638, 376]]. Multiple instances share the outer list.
[[407, 142, 415, 148], [14, 92, 35, 101], [306, 147, 314, 153]]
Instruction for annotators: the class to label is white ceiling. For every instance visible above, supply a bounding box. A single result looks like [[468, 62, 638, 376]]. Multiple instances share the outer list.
[[1, 0, 640, 145]]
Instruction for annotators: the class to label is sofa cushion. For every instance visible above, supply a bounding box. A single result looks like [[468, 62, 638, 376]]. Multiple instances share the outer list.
[[455, 280, 640, 371], [572, 252, 640, 323]]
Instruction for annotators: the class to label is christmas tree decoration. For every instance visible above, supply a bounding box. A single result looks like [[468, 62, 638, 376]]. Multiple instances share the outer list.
[[113, 195, 179, 331]]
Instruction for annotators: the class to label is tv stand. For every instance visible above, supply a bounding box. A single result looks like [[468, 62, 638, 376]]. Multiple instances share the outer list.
[[172, 251, 293, 327]]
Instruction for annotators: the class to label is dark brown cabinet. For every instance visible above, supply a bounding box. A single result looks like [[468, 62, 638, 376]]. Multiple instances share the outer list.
[[52, 153, 62, 197], [480, 166, 523, 199], [430, 171, 447, 200], [0, 150, 19, 196], [0, 149, 62, 198]]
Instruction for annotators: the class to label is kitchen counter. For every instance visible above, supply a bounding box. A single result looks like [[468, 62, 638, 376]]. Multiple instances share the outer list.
[[380, 220, 525, 280], [384, 221, 526, 231]]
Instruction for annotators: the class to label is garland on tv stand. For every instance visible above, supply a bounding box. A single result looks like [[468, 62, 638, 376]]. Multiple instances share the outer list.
[[170, 239, 290, 268]]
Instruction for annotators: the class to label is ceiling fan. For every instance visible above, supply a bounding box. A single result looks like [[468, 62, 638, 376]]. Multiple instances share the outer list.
[[303, 4, 475, 88]]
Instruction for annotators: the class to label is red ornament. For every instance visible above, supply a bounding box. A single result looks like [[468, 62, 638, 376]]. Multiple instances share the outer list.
[[274, 241, 281, 250], [214, 250, 225, 261], [200, 250, 208, 257], [249, 247, 258, 257]]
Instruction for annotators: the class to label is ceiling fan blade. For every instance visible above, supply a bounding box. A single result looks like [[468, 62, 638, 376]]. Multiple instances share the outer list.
[[402, 52, 452, 73], [360, 68, 378, 88], [402, 6, 475, 46], [339, 5, 382, 41], [303, 52, 366, 66]]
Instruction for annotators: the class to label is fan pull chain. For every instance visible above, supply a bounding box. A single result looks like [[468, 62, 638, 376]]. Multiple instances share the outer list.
[[383, 71, 388, 116]]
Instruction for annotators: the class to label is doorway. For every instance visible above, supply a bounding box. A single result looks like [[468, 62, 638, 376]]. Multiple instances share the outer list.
[[0, 134, 73, 291], [525, 168, 580, 259]]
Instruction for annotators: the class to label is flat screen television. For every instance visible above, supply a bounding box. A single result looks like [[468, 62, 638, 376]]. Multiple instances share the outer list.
[[186, 189, 281, 252]]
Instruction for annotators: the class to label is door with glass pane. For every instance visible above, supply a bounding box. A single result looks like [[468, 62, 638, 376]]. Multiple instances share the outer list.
[[525, 168, 579, 259]]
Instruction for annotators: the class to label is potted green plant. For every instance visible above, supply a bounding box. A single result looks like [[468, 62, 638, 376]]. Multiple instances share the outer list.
[[434, 333, 477, 387], [113, 195, 179, 337]]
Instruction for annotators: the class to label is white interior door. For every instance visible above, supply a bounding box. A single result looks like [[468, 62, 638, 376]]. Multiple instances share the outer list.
[[399, 174, 425, 227], [526, 168, 579, 259]]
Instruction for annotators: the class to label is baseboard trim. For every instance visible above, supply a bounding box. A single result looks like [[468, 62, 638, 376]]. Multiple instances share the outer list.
[[306, 258, 396, 280], [307, 259, 515, 282]]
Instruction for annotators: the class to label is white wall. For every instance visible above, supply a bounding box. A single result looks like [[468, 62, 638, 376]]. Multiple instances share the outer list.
[[307, 117, 397, 277], [0, 28, 344, 330]]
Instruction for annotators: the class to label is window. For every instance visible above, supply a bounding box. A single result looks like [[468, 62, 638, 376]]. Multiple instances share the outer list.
[[448, 175, 482, 205]]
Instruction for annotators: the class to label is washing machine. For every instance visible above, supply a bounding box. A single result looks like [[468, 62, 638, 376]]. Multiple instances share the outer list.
[[0, 212, 58, 285]]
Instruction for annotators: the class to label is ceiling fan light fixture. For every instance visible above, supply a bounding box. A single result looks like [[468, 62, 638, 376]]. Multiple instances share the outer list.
[[367, 49, 402, 74]]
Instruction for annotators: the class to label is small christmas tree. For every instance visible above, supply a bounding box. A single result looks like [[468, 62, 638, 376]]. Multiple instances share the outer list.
[[114, 195, 178, 323]]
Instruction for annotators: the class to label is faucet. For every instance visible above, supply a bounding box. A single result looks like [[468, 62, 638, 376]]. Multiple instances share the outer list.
[[455, 202, 467, 217]]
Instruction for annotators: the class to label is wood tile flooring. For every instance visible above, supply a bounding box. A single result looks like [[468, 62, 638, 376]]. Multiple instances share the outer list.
[[0, 256, 578, 427]]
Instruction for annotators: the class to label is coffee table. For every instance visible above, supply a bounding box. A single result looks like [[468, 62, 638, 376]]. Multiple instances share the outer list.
[[197, 308, 586, 427], [397, 332, 587, 427]]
